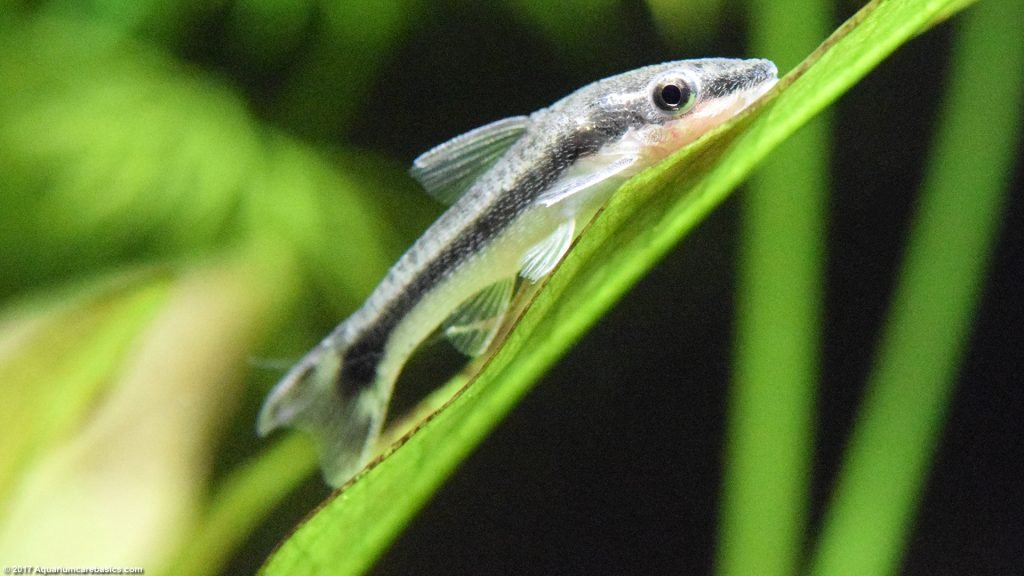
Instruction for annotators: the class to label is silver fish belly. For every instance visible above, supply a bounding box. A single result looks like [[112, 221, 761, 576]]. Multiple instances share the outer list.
[[258, 58, 778, 486]]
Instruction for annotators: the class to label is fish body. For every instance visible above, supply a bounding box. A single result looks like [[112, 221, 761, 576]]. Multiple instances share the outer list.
[[258, 58, 778, 486]]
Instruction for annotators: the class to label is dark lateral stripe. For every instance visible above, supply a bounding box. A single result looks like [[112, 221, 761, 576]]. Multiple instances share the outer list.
[[337, 125, 623, 398], [338, 159, 555, 397]]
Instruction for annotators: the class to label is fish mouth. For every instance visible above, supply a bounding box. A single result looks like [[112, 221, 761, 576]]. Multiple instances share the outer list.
[[692, 58, 778, 119], [746, 58, 779, 89], [741, 59, 779, 102], [696, 58, 778, 101], [734, 75, 778, 110]]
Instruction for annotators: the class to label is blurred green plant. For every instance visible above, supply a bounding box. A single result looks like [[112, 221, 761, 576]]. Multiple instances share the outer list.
[[0, 3, 422, 573], [0, 0, 1016, 575], [723, 0, 1024, 574], [718, 0, 830, 574], [810, 0, 1023, 572]]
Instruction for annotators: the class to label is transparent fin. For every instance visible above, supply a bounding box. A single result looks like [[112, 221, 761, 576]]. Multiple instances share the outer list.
[[410, 116, 529, 205], [519, 219, 576, 282], [257, 342, 388, 487], [536, 156, 637, 207], [442, 277, 515, 356]]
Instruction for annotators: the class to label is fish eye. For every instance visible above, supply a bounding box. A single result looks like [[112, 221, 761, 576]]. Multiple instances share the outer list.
[[652, 77, 696, 113]]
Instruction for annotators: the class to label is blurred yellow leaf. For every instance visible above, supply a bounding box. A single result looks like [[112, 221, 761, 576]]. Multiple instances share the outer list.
[[0, 254, 296, 571], [0, 270, 172, 504]]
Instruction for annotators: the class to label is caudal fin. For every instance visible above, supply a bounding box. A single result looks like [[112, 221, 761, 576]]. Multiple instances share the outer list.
[[257, 343, 387, 487]]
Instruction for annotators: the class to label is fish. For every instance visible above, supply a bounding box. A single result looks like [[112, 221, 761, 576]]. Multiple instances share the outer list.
[[258, 58, 779, 486]]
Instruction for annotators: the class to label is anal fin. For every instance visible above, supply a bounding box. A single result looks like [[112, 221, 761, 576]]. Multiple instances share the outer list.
[[442, 277, 515, 356], [519, 219, 575, 282]]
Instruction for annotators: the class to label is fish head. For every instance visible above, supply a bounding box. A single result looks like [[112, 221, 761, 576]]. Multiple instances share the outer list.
[[555, 58, 779, 169]]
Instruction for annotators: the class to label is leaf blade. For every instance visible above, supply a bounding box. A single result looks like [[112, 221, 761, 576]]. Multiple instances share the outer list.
[[717, 0, 832, 571], [809, 0, 1024, 572]]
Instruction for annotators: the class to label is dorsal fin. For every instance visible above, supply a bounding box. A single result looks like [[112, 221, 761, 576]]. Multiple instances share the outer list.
[[442, 277, 515, 356], [410, 116, 529, 205]]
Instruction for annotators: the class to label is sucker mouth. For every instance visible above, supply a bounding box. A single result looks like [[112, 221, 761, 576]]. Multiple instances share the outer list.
[[744, 76, 779, 106], [693, 59, 778, 100], [751, 59, 779, 84]]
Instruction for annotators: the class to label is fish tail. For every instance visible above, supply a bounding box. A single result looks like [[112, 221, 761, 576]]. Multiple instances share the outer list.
[[257, 341, 387, 487]]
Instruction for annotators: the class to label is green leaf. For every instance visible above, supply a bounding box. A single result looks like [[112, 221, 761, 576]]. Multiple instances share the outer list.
[[645, 0, 725, 48], [257, 0, 980, 573], [267, 0, 419, 140], [0, 14, 413, 305], [809, 0, 1024, 573], [172, 434, 319, 576], [505, 0, 626, 66], [716, 0, 831, 573]]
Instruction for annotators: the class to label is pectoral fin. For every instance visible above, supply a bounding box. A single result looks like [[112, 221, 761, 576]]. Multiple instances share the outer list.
[[410, 116, 530, 205], [535, 156, 637, 207]]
